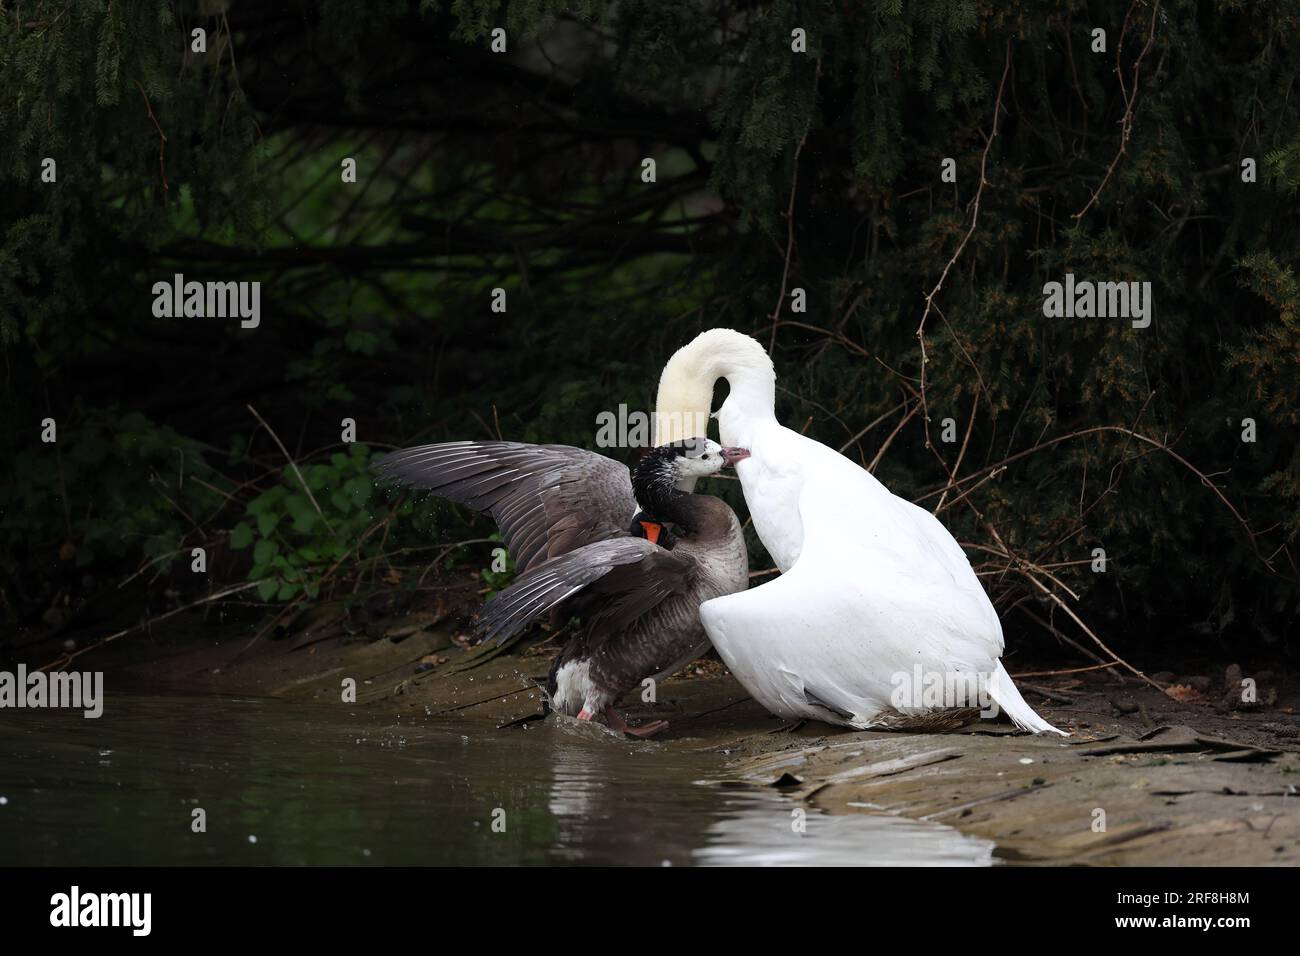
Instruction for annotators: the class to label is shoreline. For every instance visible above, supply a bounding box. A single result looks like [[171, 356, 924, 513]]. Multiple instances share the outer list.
[[35, 583, 1300, 867]]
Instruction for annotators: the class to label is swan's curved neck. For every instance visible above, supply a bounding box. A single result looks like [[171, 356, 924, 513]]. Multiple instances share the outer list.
[[654, 329, 776, 447]]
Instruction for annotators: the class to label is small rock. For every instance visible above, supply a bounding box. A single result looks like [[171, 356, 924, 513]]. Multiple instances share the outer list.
[[1111, 696, 1139, 714], [1152, 671, 1177, 684], [1179, 675, 1212, 693]]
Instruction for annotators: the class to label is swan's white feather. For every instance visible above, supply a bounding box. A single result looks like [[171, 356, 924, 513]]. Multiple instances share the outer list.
[[666, 329, 1066, 736]]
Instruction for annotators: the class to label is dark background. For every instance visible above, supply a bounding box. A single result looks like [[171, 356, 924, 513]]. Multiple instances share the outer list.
[[1, 1, 1297, 670]]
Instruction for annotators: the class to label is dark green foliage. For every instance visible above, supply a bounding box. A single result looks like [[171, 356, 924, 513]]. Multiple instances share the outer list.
[[2, 1, 1298, 653], [229, 443, 381, 602], [2, 410, 223, 568]]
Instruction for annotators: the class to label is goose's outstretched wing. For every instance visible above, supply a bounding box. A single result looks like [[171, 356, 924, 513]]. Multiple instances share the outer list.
[[474, 537, 695, 645], [372, 441, 635, 574]]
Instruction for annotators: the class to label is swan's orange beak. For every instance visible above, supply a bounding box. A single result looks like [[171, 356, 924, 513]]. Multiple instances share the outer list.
[[721, 447, 751, 467]]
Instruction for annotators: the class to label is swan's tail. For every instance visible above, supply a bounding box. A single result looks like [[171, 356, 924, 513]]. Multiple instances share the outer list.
[[988, 661, 1068, 736]]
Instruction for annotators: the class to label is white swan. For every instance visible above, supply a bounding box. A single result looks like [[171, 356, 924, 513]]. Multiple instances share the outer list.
[[655, 328, 1066, 735]]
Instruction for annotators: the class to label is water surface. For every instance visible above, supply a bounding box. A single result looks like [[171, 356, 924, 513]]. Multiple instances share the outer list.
[[0, 694, 993, 866]]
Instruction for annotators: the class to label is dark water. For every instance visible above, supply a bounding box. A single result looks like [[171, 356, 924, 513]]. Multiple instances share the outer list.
[[0, 694, 994, 866]]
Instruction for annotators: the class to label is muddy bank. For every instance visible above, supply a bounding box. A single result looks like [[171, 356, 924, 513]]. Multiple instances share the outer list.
[[54, 582, 1300, 866]]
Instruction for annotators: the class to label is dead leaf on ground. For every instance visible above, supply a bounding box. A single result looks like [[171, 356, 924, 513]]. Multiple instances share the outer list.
[[1164, 684, 1205, 703]]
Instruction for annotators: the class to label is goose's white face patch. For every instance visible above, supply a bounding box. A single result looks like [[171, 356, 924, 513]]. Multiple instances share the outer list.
[[673, 438, 726, 481]]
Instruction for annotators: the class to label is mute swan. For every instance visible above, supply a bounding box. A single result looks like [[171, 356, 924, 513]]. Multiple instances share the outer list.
[[374, 438, 749, 736], [654, 329, 1065, 735]]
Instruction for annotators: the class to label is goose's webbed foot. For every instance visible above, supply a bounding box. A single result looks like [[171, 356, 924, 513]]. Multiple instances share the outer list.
[[602, 706, 668, 737]]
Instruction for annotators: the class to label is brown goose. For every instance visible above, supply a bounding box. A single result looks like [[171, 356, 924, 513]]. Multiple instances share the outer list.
[[372, 437, 750, 736]]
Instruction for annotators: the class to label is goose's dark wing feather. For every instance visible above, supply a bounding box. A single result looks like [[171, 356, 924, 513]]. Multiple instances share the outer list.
[[372, 441, 634, 574], [474, 538, 695, 645]]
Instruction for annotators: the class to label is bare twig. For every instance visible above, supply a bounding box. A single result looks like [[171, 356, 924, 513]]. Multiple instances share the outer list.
[[37, 582, 259, 672], [917, 424, 1288, 579], [916, 38, 1012, 444], [1012, 661, 1124, 679], [1014, 606, 1123, 677], [867, 404, 922, 473], [132, 79, 168, 192], [246, 404, 334, 535], [837, 400, 909, 463], [1072, 0, 1160, 220], [935, 393, 979, 512], [769, 59, 822, 352], [1015, 568, 1160, 689], [417, 537, 500, 588], [933, 465, 1005, 516]]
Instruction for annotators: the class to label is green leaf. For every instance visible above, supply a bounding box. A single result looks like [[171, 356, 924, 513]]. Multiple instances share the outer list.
[[253, 539, 277, 566], [229, 522, 254, 549], [256, 510, 279, 537], [285, 494, 317, 533]]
